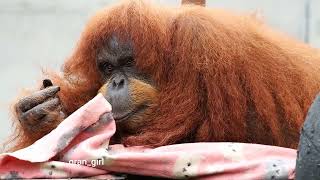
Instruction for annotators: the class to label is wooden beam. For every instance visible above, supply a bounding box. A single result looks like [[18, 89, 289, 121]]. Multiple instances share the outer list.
[[181, 0, 206, 6]]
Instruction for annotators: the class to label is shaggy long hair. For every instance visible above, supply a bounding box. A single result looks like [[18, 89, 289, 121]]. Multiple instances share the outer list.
[[8, 0, 320, 150]]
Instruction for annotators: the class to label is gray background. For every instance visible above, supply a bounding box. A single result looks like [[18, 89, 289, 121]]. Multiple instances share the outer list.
[[0, 0, 320, 144]]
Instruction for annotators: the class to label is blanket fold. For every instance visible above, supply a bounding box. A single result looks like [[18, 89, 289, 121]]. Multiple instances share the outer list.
[[0, 94, 296, 179]]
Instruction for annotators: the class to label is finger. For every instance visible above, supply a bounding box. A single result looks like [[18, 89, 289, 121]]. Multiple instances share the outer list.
[[20, 98, 60, 123], [42, 105, 66, 123], [23, 104, 66, 132], [17, 86, 60, 112]]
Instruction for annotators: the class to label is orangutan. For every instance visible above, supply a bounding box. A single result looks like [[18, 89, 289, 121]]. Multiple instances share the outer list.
[[7, 0, 320, 151]]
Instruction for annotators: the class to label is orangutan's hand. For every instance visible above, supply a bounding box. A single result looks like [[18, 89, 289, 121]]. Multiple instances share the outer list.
[[15, 80, 65, 132]]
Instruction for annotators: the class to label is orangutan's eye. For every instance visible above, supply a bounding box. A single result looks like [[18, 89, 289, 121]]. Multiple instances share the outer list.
[[99, 62, 114, 74], [119, 56, 134, 67], [125, 57, 134, 66]]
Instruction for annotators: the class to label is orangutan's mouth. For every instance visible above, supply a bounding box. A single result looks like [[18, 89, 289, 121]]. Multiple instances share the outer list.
[[113, 104, 149, 123]]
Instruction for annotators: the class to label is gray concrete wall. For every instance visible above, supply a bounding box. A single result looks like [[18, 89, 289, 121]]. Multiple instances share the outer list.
[[0, 0, 319, 144]]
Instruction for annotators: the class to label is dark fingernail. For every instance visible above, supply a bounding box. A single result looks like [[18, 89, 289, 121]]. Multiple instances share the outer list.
[[43, 79, 53, 88]]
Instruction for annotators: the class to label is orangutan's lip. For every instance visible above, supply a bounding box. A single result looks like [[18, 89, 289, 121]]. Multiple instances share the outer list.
[[113, 104, 149, 123]]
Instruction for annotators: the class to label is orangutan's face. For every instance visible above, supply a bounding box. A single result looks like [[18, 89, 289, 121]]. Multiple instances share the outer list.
[[97, 35, 158, 133]]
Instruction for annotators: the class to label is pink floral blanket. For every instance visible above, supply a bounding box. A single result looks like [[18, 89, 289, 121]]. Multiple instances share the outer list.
[[0, 94, 296, 179]]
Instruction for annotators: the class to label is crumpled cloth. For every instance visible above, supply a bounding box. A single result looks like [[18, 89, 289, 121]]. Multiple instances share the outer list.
[[0, 94, 296, 179]]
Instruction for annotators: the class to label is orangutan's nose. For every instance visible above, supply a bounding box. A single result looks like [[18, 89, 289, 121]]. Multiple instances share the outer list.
[[111, 75, 125, 90]]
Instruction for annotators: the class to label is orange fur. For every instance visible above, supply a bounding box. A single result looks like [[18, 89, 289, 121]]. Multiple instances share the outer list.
[[8, 0, 320, 150]]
